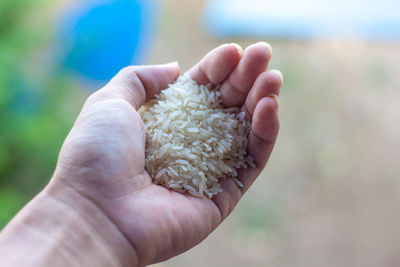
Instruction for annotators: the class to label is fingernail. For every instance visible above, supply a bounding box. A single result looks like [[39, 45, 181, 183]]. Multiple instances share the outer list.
[[230, 43, 243, 57], [270, 69, 283, 84], [165, 61, 179, 67], [257, 41, 272, 57], [267, 94, 280, 111]]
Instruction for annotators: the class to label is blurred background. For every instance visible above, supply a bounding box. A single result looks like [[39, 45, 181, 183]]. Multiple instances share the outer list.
[[1, 0, 400, 266]]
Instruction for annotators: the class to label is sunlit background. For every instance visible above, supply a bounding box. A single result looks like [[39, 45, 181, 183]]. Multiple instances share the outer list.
[[1, 0, 400, 266]]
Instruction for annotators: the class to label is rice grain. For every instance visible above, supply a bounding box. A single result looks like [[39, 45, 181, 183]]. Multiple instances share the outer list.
[[140, 75, 254, 198]]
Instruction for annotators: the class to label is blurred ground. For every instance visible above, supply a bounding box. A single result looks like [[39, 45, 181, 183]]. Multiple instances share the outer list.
[[1, 0, 400, 266], [148, 0, 400, 266]]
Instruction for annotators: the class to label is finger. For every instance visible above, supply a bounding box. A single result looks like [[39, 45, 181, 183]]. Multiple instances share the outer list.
[[242, 70, 283, 120], [87, 63, 180, 109], [212, 95, 279, 219], [247, 95, 279, 171], [186, 43, 242, 85], [220, 42, 272, 107]]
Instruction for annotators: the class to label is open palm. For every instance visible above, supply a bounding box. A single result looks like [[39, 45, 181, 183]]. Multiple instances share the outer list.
[[48, 43, 282, 266]]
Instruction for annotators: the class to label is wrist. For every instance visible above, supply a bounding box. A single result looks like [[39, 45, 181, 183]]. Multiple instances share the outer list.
[[0, 181, 138, 267], [45, 180, 140, 266]]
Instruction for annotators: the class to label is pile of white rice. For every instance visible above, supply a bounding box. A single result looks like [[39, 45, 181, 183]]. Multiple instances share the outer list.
[[140, 75, 255, 198]]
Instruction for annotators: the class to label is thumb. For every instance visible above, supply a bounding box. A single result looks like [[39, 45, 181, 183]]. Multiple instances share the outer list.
[[89, 62, 180, 109]]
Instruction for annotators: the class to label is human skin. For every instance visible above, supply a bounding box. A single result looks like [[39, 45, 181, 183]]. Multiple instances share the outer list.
[[0, 42, 282, 266]]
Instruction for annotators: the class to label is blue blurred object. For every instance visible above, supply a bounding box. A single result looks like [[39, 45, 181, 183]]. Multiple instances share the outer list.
[[203, 0, 400, 40], [59, 0, 157, 81]]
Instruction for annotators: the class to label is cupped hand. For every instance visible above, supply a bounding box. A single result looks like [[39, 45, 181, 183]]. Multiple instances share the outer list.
[[48, 42, 282, 266]]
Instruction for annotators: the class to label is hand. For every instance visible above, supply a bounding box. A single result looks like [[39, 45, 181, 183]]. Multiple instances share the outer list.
[[49, 42, 282, 266]]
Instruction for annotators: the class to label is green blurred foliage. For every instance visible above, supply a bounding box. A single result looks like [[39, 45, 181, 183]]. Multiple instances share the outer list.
[[0, 0, 76, 228], [238, 198, 278, 233]]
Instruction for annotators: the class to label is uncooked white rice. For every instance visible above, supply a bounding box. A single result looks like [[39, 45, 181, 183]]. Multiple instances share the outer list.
[[140, 75, 254, 198]]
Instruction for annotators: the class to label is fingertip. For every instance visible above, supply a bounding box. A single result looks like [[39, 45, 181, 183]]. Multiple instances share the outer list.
[[219, 43, 242, 66], [165, 61, 179, 66], [252, 96, 280, 142], [245, 42, 272, 64], [267, 94, 280, 111], [258, 70, 282, 96], [269, 69, 283, 85], [256, 41, 273, 58], [229, 43, 243, 58], [191, 43, 241, 85], [244, 70, 281, 118], [103, 63, 182, 109], [165, 61, 180, 70], [163, 61, 180, 75]]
